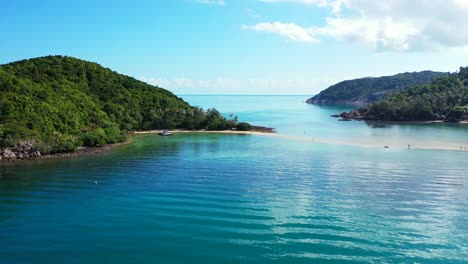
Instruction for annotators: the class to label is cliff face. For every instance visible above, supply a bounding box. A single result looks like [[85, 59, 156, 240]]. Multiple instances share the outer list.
[[307, 71, 447, 105]]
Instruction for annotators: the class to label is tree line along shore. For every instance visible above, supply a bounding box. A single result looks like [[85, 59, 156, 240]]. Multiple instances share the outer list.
[[0, 127, 276, 163], [2, 55, 467, 162], [0, 56, 263, 162], [328, 67, 468, 123]]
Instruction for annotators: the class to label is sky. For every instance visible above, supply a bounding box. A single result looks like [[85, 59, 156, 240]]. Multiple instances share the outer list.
[[1, 0, 468, 95]]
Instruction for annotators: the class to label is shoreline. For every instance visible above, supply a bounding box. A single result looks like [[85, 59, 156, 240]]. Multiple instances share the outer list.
[[363, 120, 468, 125], [334, 112, 468, 125], [132, 129, 275, 136], [0, 141, 132, 165], [2, 128, 466, 164], [0, 129, 274, 164], [133, 129, 467, 152], [333, 110, 468, 124], [365, 120, 443, 124], [338, 117, 468, 125]]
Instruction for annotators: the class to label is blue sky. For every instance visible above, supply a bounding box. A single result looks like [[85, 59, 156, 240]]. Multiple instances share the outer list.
[[1, 0, 468, 95]]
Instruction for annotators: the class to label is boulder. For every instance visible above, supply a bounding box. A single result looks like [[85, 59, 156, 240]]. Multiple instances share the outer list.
[[16, 139, 36, 153], [30, 151, 41, 158], [2, 149, 17, 160], [0, 140, 42, 160], [335, 109, 366, 121]]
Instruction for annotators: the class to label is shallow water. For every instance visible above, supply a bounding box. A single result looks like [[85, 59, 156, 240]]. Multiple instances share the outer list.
[[1, 95, 467, 263], [184, 95, 468, 149]]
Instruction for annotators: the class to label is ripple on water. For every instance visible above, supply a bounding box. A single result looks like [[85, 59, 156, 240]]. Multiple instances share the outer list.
[[0, 133, 467, 263]]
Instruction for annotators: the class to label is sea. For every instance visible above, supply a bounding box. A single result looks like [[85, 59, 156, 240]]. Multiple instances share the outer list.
[[0, 95, 467, 264]]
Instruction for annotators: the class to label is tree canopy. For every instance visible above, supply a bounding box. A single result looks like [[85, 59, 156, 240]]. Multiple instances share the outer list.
[[307, 71, 447, 105], [360, 67, 468, 122], [0, 56, 248, 154]]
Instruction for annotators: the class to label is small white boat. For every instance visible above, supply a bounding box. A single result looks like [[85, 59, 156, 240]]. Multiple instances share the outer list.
[[159, 130, 173, 136]]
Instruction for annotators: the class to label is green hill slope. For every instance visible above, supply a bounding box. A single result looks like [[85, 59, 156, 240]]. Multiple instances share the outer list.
[[0, 56, 246, 155], [337, 67, 468, 122], [307, 71, 447, 105]]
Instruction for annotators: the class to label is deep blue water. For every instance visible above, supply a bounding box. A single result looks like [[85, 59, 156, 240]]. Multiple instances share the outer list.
[[0, 95, 467, 263]]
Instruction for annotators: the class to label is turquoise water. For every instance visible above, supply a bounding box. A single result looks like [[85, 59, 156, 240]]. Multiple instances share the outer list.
[[184, 95, 468, 149], [1, 95, 467, 263]]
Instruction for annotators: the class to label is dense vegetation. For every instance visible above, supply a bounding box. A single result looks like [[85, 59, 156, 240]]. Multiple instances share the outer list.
[[0, 56, 249, 154], [358, 67, 468, 122], [307, 71, 447, 105]]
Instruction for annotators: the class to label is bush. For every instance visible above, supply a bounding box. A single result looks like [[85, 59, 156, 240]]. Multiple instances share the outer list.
[[446, 106, 468, 122], [103, 124, 126, 144], [236, 122, 252, 131], [35, 134, 80, 154], [207, 120, 227, 130], [81, 128, 107, 146], [50, 139, 78, 153]]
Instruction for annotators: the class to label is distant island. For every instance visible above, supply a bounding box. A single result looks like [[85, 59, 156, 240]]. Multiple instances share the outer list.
[[307, 71, 447, 105], [334, 67, 468, 123], [0, 56, 262, 161]]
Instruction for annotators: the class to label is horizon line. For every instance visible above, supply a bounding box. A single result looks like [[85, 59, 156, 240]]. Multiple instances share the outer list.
[[177, 94, 313, 96]]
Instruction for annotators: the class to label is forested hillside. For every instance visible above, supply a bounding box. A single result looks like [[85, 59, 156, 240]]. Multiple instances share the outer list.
[[0, 56, 247, 155], [336, 67, 468, 122], [360, 68, 468, 122], [307, 71, 447, 105]]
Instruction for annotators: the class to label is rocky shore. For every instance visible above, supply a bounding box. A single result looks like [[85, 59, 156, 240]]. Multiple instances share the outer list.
[[0, 126, 276, 164], [0, 140, 42, 161], [250, 126, 276, 133], [306, 96, 369, 106], [0, 141, 130, 164], [331, 108, 370, 121], [332, 109, 468, 124]]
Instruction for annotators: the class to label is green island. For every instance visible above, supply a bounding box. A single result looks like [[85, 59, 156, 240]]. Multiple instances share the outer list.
[[335, 67, 468, 122], [0, 56, 259, 160], [307, 71, 447, 105]]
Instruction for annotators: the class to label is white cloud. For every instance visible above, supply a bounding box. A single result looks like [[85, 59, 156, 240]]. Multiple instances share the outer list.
[[246, 22, 319, 43], [315, 16, 421, 51], [195, 0, 225, 5], [245, 18, 420, 51], [251, 0, 468, 51], [260, 0, 349, 14]]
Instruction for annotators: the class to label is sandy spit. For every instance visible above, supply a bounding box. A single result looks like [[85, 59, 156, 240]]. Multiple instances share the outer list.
[[133, 130, 467, 152]]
